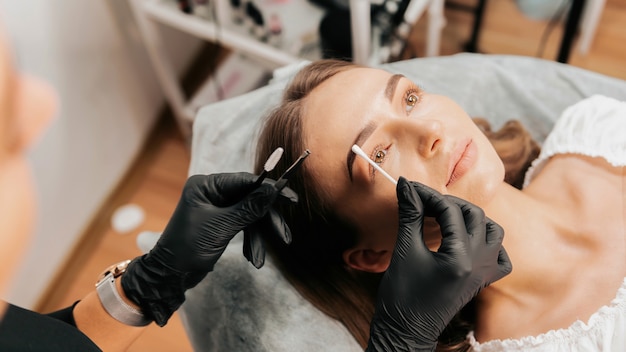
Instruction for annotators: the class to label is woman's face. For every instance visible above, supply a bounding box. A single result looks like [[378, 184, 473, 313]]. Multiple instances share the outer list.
[[0, 28, 57, 299], [301, 67, 504, 271]]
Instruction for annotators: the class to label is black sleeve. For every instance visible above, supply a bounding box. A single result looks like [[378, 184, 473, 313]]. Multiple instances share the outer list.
[[0, 302, 101, 352], [44, 301, 80, 327]]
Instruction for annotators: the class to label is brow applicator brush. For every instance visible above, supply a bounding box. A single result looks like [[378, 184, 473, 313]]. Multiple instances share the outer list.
[[351, 144, 398, 186], [274, 149, 311, 190], [254, 147, 285, 186]]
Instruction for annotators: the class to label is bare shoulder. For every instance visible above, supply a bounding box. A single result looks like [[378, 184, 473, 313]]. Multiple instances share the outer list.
[[523, 153, 623, 239], [529, 153, 623, 188]]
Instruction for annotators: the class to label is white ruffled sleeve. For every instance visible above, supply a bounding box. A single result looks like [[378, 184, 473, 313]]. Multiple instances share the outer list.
[[523, 95, 626, 188], [468, 279, 626, 352]]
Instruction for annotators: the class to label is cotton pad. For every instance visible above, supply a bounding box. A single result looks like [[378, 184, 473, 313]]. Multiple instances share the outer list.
[[111, 204, 145, 234]]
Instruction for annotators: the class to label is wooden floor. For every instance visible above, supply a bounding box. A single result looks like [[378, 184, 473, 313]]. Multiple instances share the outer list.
[[37, 1, 626, 351], [408, 0, 626, 81], [37, 116, 195, 352]]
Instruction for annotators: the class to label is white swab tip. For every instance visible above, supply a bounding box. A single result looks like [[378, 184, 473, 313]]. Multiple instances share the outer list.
[[264, 147, 284, 171]]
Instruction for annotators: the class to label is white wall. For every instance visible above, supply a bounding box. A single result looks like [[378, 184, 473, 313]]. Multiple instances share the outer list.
[[0, 0, 202, 308]]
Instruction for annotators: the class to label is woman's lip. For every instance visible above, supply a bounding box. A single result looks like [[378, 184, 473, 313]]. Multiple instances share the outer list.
[[446, 139, 477, 187]]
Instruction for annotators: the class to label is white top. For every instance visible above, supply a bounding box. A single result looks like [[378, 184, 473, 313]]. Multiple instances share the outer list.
[[469, 95, 626, 352], [523, 94, 626, 187]]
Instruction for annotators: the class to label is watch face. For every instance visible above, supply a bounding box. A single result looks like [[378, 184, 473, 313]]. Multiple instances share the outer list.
[[112, 259, 132, 277], [96, 259, 132, 285]]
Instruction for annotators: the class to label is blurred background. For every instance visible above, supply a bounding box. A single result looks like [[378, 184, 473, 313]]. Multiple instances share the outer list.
[[1, 0, 624, 350]]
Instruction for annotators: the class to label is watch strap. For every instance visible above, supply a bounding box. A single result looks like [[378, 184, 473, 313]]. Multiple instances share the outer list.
[[96, 272, 152, 327]]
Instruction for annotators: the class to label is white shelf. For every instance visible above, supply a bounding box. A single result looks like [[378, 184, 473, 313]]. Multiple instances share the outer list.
[[141, 0, 323, 67], [131, 0, 325, 138], [132, 0, 443, 139]]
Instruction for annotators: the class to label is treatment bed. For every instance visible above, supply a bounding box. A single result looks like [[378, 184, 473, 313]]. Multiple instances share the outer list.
[[177, 54, 626, 351]]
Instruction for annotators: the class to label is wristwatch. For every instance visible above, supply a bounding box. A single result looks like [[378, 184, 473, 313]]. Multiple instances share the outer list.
[[95, 259, 152, 326]]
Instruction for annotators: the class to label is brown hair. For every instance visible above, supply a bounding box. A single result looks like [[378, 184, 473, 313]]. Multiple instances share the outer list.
[[473, 118, 540, 189], [255, 59, 540, 350]]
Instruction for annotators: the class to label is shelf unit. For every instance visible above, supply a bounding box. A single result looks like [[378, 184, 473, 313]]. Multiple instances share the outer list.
[[130, 0, 325, 138]]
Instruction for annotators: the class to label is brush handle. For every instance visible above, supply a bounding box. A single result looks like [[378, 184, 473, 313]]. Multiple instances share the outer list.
[[253, 170, 268, 187]]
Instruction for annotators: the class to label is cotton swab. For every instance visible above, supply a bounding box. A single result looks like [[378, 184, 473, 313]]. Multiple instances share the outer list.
[[254, 147, 284, 186], [351, 144, 398, 186]]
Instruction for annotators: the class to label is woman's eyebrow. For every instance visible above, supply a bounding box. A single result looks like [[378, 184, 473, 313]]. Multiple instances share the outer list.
[[385, 74, 404, 102], [346, 73, 402, 181], [346, 121, 377, 182]]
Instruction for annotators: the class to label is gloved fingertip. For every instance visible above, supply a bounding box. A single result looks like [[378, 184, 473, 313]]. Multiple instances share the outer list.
[[152, 308, 169, 327], [243, 243, 265, 269], [397, 177, 421, 208], [485, 220, 505, 243], [213, 172, 257, 193], [396, 176, 409, 191], [498, 246, 513, 275], [282, 223, 292, 245], [243, 227, 267, 269], [396, 176, 411, 201], [264, 209, 291, 245], [410, 181, 436, 198], [243, 230, 253, 261], [250, 252, 265, 269]]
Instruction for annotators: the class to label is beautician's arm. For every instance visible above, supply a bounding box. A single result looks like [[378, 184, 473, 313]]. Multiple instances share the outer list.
[[74, 172, 295, 351], [367, 178, 512, 352], [73, 281, 146, 351]]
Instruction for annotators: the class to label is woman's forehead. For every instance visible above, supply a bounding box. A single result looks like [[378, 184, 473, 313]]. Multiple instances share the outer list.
[[323, 66, 391, 87], [304, 67, 391, 116], [299, 68, 393, 204]]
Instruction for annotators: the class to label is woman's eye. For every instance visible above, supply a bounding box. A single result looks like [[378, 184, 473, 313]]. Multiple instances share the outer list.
[[405, 93, 420, 113], [373, 149, 386, 164]]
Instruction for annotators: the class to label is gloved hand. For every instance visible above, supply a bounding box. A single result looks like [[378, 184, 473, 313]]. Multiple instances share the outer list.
[[121, 172, 297, 326], [366, 177, 512, 351]]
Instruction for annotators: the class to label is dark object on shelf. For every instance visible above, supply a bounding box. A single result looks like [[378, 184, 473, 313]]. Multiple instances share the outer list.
[[177, 0, 194, 14], [319, 10, 353, 60], [230, 0, 245, 23], [316, 0, 411, 62], [308, 0, 350, 12], [245, 1, 268, 41], [246, 1, 265, 26]]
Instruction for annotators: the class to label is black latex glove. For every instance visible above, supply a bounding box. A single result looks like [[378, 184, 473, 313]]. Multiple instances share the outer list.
[[121, 172, 297, 326], [366, 177, 512, 351]]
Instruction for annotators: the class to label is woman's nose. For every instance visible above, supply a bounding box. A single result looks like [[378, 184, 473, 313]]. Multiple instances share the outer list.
[[403, 119, 443, 158]]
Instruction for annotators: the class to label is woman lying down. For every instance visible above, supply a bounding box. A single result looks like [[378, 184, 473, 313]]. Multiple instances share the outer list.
[[254, 60, 626, 351]]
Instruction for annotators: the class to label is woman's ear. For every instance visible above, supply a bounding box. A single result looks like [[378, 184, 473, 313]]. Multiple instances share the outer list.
[[342, 247, 391, 273]]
